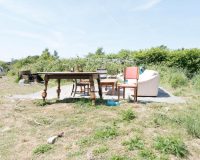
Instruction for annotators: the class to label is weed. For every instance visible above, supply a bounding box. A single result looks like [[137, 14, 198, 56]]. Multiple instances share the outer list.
[[153, 113, 169, 126], [192, 73, 200, 90], [33, 144, 53, 154], [121, 109, 136, 121], [139, 148, 156, 160], [154, 136, 188, 158], [122, 137, 144, 150], [78, 137, 94, 147], [93, 145, 108, 155], [110, 155, 131, 160], [179, 112, 200, 138], [94, 126, 118, 139], [34, 100, 50, 106]]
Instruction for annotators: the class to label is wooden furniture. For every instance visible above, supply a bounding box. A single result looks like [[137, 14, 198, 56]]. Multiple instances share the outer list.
[[37, 72, 102, 105], [117, 67, 139, 102], [100, 79, 118, 95], [71, 79, 90, 97]]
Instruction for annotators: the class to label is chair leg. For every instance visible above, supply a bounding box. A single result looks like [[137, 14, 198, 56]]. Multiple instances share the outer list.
[[135, 87, 138, 102], [123, 87, 125, 99], [73, 85, 77, 97], [71, 84, 74, 96], [134, 88, 136, 102], [118, 86, 120, 101]]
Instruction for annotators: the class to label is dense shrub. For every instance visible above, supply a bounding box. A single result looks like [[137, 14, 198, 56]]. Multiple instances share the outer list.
[[6, 47, 200, 79], [169, 72, 188, 88]]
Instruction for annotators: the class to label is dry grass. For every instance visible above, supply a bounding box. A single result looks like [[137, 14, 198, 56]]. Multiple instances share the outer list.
[[0, 77, 200, 160]]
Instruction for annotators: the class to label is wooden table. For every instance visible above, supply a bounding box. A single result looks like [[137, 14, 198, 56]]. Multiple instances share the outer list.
[[37, 72, 102, 104], [100, 79, 118, 95]]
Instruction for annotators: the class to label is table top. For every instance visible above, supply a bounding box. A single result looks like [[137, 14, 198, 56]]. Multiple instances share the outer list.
[[100, 79, 118, 83], [37, 72, 99, 75]]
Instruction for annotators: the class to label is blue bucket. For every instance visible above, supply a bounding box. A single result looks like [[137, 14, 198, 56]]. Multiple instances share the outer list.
[[106, 100, 120, 107]]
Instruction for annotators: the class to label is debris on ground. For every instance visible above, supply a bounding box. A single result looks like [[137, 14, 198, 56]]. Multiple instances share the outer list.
[[47, 132, 64, 144]]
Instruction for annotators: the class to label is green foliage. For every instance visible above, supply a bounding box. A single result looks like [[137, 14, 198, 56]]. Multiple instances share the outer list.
[[7, 46, 200, 79], [153, 113, 169, 126], [93, 145, 109, 155], [121, 109, 136, 121], [139, 149, 156, 160], [110, 155, 131, 160], [192, 73, 200, 90], [94, 126, 118, 139], [177, 106, 200, 138], [122, 137, 144, 150], [154, 136, 188, 158], [33, 144, 53, 154], [170, 72, 188, 88], [134, 47, 168, 65]]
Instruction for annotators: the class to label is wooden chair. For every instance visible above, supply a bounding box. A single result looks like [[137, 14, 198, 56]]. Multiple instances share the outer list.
[[71, 79, 90, 97], [117, 67, 139, 102]]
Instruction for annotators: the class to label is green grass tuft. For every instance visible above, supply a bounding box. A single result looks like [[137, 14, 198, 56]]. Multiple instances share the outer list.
[[33, 144, 53, 154], [121, 109, 136, 121], [93, 145, 109, 155], [94, 126, 118, 139], [139, 148, 156, 160], [122, 137, 144, 151], [110, 155, 131, 160], [154, 136, 188, 158]]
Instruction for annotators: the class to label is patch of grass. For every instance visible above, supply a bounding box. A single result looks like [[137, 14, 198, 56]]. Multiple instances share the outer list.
[[110, 155, 131, 160], [179, 112, 200, 138], [33, 144, 53, 154], [153, 113, 170, 127], [192, 73, 200, 90], [36, 117, 54, 125], [139, 148, 156, 160], [78, 137, 94, 147], [94, 126, 118, 139], [122, 137, 144, 151], [93, 145, 109, 155], [154, 136, 188, 158], [121, 109, 136, 122], [34, 100, 51, 106]]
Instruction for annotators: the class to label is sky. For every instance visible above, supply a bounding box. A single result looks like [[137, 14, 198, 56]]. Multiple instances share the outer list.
[[0, 0, 200, 61]]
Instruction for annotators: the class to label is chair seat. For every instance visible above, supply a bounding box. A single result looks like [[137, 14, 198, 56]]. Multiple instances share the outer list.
[[118, 83, 137, 88]]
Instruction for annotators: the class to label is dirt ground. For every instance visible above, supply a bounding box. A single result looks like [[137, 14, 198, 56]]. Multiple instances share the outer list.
[[0, 76, 200, 160]]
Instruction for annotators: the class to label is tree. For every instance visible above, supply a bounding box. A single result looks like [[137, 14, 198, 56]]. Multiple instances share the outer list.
[[95, 47, 105, 56]]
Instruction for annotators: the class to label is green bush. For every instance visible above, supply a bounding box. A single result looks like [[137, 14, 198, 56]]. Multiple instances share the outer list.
[[170, 72, 188, 88], [154, 136, 188, 158]]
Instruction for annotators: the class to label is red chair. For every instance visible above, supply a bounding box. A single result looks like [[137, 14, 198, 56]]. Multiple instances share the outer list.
[[118, 67, 139, 102]]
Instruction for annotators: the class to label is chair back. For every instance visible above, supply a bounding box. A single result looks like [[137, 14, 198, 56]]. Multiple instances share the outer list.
[[96, 68, 107, 79], [124, 67, 139, 80]]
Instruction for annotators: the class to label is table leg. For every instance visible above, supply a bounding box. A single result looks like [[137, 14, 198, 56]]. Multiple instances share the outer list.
[[123, 87, 125, 99], [90, 77, 96, 105], [97, 77, 102, 99], [112, 83, 114, 95], [118, 86, 120, 101], [57, 79, 61, 99], [42, 76, 48, 102]]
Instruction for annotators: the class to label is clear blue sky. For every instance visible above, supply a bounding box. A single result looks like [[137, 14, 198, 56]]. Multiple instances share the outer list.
[[0, 0, 200, 61]]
